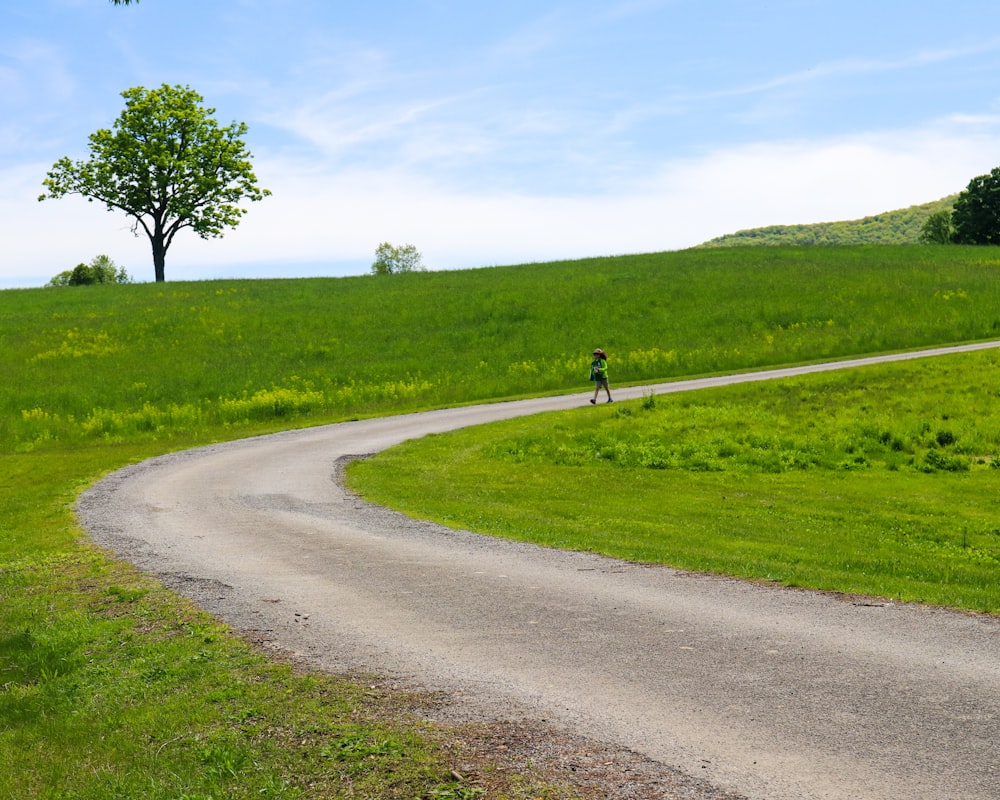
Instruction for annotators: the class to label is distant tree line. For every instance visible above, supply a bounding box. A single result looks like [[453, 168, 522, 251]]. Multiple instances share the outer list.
[[699, 197, 957, 248], [700, 165, 1000, 249]]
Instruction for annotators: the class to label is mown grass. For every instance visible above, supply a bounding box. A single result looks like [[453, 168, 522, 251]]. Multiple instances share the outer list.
[[348, 350, 1000, 612], [3, 244, 1000, 798], [2, 555, 473, 800]]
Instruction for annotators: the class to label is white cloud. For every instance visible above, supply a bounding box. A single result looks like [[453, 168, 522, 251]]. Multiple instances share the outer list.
[[239, 121, 1000, 265], [4, 119, 1000, 288]]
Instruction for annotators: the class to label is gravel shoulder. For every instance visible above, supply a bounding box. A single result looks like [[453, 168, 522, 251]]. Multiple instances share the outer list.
[[78, 346, 1000, 800]]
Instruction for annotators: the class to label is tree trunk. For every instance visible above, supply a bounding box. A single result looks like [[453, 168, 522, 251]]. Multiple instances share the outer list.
[[151, 232, 167, 283]]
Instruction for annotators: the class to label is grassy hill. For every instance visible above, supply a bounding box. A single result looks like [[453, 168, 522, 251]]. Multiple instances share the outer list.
[[5, 244, 1000, 455], [698, 195, 957, 247], [4, 244, 1000, 799]]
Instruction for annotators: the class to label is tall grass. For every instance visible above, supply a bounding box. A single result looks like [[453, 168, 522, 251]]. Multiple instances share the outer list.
[[3, 244, 1000, 797], [5, 246, 1000, 453]]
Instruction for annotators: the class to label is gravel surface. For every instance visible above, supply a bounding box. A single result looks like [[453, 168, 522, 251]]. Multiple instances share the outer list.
[[78, 347, 1000, 800]]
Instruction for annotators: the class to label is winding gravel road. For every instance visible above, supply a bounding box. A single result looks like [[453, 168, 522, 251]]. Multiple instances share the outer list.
[[79, 344, 1000, 800]]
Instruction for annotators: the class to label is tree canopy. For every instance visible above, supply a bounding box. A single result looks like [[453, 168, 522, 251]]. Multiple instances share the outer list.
[[40, 84, 269, 282], [951, 167, 1000, 245], [918, 210, 954, 245], [371, 242, 426, 275]]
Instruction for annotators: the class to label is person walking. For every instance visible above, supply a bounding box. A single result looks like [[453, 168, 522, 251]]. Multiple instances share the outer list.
[[589, 348, 612, 404]]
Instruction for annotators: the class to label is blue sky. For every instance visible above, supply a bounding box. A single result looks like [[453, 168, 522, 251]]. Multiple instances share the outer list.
[[3, 0, 1000, 286]]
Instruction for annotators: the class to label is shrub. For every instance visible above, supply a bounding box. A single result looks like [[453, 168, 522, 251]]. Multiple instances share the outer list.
[[48, 255, 132, 286], [370, 242, 425, 274]]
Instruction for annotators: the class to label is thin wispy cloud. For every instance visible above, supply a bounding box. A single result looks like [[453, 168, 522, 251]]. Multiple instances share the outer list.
[[0, 39, 76, 107], [745, 38, 1000, 96], [485, 8, 572, 63]]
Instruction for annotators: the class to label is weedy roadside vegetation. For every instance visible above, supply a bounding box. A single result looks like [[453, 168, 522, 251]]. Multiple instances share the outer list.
[[3, 244, 1000, 797]]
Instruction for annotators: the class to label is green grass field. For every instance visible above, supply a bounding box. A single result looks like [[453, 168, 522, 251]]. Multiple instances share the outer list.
[[7, 245, 1000, 453], [3, 244, 1000, 798]]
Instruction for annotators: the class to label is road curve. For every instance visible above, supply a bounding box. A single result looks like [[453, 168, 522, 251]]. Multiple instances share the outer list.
[[78, 343, 1000, 800]]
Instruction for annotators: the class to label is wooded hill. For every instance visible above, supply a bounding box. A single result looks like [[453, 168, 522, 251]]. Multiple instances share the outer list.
[[698, 195, 957, 247]]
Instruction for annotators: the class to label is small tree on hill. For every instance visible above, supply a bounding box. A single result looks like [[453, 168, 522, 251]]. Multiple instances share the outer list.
[[951, 167, 1000, 245], [48, 254, 132, 286], [371, 242, 425, 275], [919, 210, 954, 245]]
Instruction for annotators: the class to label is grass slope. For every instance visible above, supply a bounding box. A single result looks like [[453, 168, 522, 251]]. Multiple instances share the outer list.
[[3, 244, 1000, 797], [7, 244, 1000, 457]]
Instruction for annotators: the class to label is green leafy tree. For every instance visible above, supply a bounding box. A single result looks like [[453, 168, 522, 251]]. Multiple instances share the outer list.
[[919, 210, 954, 245], [48, 254, 132, 286], [951, 167, 1000, 245], [39, 84, 269, 282], [371, 242, 425, 275]]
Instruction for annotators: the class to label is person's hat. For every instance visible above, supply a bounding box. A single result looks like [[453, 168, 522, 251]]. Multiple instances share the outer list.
[[593, 348, 605, 355]]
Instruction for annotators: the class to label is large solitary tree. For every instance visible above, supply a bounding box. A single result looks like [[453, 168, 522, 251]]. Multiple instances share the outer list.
[[40, 84, 269, 282], [951, 166, 1000, 245]]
